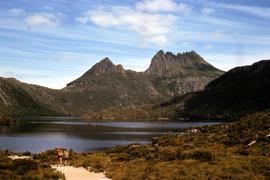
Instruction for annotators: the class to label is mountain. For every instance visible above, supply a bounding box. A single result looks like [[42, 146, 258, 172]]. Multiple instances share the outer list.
[[145, 50, 220, 77], [0, 50, 223, 117], [0, 77, 60, 116], [64, 51, 223, 113], [162, 59, 270, 119], [144, 50, 223, 96]]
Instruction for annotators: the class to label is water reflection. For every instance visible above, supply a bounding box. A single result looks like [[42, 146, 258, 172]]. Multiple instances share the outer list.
[[0, 117, 219, 153]]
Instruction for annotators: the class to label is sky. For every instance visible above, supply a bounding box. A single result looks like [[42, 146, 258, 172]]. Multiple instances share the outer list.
[[0, 0, 270, 89]]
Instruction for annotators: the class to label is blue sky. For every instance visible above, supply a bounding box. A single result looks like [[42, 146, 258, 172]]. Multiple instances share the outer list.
[[0, 0, 270, 89]]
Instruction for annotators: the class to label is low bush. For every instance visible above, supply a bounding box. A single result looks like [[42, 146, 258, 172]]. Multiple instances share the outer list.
[[0, 151, 65, 179], [191, 151, 214, 162], [12, 159, 38, 175]]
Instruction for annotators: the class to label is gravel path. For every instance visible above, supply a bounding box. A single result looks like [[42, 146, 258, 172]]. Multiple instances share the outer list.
[[51, 165, 110, 180]]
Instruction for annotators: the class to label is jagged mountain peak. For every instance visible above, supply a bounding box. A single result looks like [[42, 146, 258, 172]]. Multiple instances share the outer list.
[[84, 57, 126, 76], [145, 50, 221, 77], [66, 57, 126, 87], [98, 57, 113, 65], [67, 50, 223, 89], [155, 50, 200, 58], [156, 50, 165, 54]]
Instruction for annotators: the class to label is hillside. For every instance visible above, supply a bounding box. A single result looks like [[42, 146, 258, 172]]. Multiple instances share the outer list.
[[109, 59, 270, 121], [0, 78, 61, 116], [182, 59, 270, 119], [0, 50, 223, 117], [156, 59, 270, 120]]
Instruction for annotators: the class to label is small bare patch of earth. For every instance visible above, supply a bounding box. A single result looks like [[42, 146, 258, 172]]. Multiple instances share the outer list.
[[51, 165, 110, 180], [8, 155, 32, 160]]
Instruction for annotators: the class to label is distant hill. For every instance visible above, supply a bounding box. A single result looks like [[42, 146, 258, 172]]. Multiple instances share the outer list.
[[0, 50, 223, 117], [0, 77, 65, 116], [162, 59, 270, 119]]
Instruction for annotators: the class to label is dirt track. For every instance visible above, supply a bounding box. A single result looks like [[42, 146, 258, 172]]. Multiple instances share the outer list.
[[51, 165, 110, 180]]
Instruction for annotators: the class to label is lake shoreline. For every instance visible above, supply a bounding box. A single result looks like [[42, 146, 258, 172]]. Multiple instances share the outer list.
[[20, 116, 227, 122], [0, 117, 220, 153], [1, 110, 269, 179]]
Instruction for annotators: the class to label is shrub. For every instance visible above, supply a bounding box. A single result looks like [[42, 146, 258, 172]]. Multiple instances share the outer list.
[[158, 147, 178, 161], [11, 159, 38, 175], [191, 151, 214, 162], [113, 153, 132, 161], [127, 145, 148, 158]]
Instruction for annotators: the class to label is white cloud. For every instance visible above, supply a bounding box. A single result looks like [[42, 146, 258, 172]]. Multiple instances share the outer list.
[[215, 3, 270, 19], [8, 8, 25, 16], [135, 0, 190, 13], [25, 13, 62, 29], [76, 5, 178, 46], [201, 8, 215, 15]]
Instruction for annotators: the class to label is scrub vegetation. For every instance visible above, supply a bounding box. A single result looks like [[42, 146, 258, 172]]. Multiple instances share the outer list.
[[0, 151, 65, 180], [72, 110, 270, 179], [18, 110, 269, 180]]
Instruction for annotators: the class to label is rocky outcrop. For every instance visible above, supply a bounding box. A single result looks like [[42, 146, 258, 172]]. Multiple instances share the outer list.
[[143, 50, 223, 96], [67, 58, 127, 87], [145, 50, 221, 77], [81, 58, 126, 77]]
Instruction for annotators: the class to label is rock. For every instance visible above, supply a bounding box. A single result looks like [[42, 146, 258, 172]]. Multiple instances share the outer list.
[[248, 140, 256, 146], [145, 50, 222, 77]]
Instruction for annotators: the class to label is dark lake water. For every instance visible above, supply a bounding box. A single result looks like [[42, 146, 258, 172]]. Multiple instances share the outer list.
[[0, 117, 219, 153]]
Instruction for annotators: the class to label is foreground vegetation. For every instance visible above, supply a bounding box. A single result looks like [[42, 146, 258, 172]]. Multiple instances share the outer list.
[[2, 110, 263, 179], [74, 110, 270, 179], [0, 151, 65, 180], [1, 110, 269, 179]]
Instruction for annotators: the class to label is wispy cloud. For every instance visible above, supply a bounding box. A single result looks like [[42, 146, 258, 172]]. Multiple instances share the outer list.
[[76, 1, 189, 47], [76, 7, 177, 47], [8, 8, 25, 16], [201, 7, 215, 15], [25, 12, 62, 29], [215, 3, 270, 19], [135, 0, 190, 13]]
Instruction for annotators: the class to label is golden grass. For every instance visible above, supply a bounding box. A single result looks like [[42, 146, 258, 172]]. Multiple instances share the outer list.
[[69, 110, 270, 179]]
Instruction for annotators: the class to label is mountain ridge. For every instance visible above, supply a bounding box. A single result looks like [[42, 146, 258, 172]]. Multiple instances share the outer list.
[[0, 50, 223, 117], [67, 50, 223, 89], [158, 59, 270, 119], [145, 50, 219, 77]]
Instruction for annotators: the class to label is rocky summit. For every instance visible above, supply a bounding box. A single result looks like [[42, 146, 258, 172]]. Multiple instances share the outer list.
[[145, 50, 220, 77], [0, 50, 223, 116], [67, 50, 223, 95]]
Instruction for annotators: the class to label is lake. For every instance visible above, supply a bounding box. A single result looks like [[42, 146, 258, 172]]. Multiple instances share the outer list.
[[0, 117, 220, 153]]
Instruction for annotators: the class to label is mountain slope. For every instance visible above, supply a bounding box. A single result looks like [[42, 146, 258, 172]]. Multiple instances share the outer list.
[[167, 59, 270, 119], [0, 78, 61, 116], [145, 50, 220, 77], [0, 50, 223, 117], [146, 50, 223, 96], [65, 51, 223, 113]]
